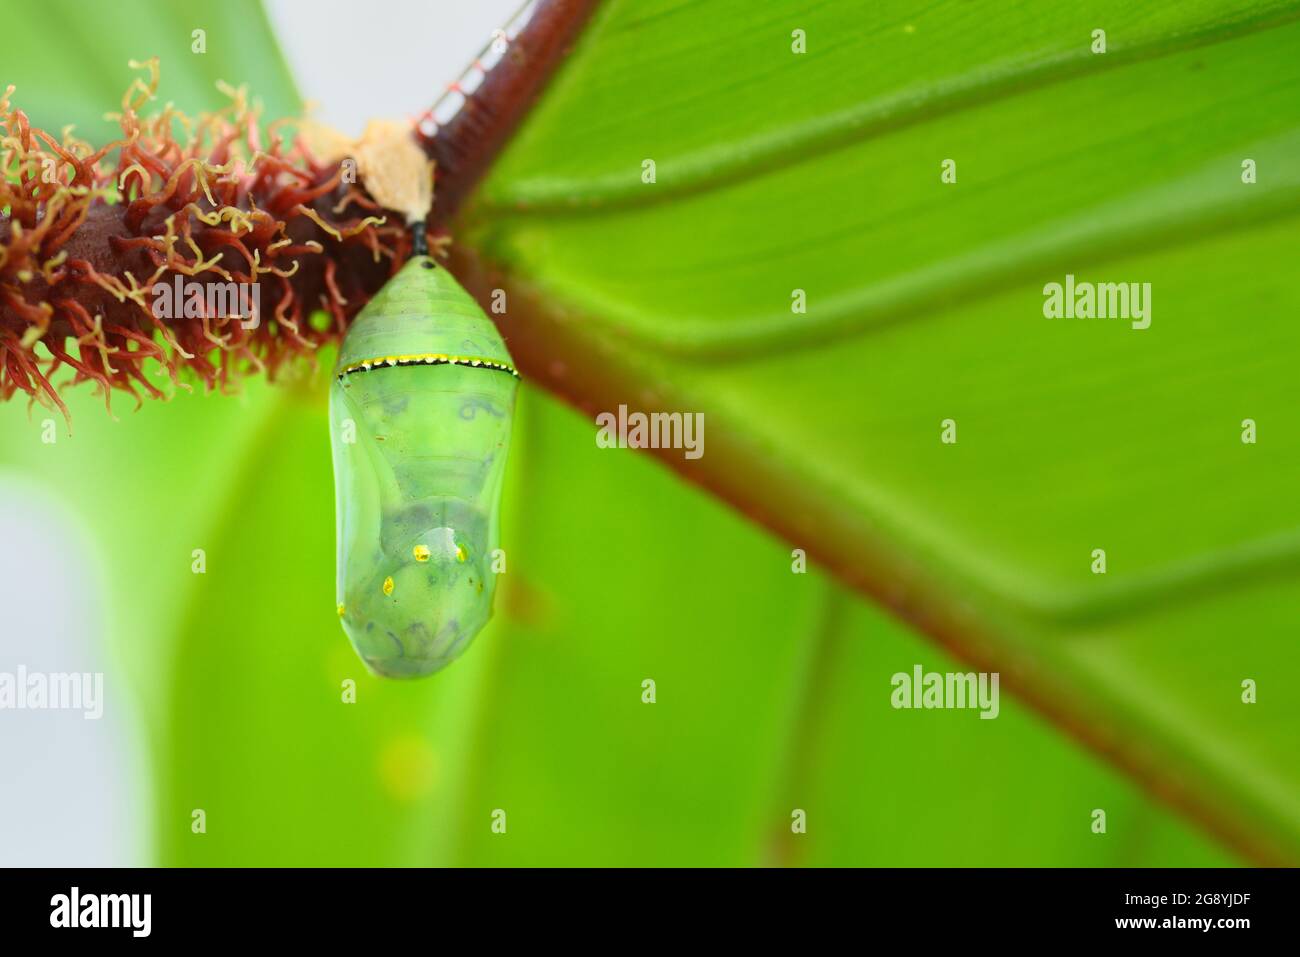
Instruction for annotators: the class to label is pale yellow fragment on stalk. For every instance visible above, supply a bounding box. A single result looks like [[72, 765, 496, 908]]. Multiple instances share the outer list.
[[301, 117, 434, 224]]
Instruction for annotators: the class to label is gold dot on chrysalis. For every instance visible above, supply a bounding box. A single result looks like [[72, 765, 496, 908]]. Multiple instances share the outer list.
[[413, 545, 430, 562], [337, 603, 346, 617], [455, 545, 467, 563], [382, 576, 394, 596]]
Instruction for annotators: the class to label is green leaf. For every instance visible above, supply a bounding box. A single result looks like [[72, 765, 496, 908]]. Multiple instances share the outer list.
[[0, 0, 1264, 866], [445, 393, 1234, 866], [6, 0, 299, 138], [159, 387, 497, 864], [459, 0, 1300, 860]]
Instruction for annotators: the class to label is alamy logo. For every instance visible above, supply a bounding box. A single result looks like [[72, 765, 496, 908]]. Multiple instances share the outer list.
[[50, 887, 151, 937], [595, 405, 704, 460], [890, 665, 1000, 719], [151, 275, 260, 329], [1043, 274, 1151, 329], [0, 666, 103, 719]]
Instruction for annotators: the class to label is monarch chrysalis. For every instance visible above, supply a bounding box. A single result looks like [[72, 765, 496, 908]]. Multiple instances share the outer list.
[[330, 253, 518, 678]]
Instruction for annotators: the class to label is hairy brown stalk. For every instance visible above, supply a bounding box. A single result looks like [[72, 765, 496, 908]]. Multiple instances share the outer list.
[[0, 63, 396, 418], [0, 0, 599, 419]]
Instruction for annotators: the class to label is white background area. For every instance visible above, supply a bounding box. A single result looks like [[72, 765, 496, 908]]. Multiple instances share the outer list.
[[266, 0, 522, 136]]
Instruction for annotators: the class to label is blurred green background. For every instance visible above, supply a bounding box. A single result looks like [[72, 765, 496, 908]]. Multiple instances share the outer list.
[[3, 0, 1298, 866]]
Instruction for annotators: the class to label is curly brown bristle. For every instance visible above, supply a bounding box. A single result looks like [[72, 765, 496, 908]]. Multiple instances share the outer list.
[[0, 59, 415, 420]]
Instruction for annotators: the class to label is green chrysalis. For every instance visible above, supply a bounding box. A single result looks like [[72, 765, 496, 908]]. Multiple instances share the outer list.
[[330, 254, 517, 677]]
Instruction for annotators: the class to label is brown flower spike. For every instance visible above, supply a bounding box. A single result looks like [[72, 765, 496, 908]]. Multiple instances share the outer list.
[[0, 59, 406, 421], [0, 0, 601, 423]]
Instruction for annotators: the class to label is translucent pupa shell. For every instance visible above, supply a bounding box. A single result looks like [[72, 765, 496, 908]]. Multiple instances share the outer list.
[[330, 255, 517, 677]]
